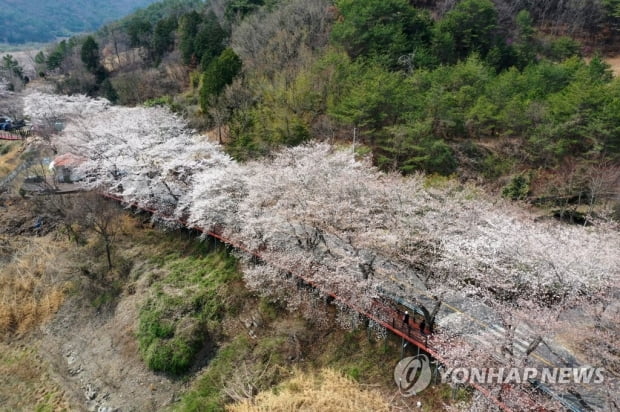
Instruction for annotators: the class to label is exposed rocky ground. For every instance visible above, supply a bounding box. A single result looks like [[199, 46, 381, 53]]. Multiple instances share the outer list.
[[0, 199, 185, 411], [38, 262, 185, 412]]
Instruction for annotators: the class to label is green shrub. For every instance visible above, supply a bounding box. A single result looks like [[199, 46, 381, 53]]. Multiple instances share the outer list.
[[137, 249, 242, 375], [144, 95, 173, 107], [178, 337, 252, 411], [145, 337, 198, 375], [258, 298, 279, 321], [481, 154, 512, 179], [138, 301, 206, 375], [547, 37, 581, 61], [138, 307, 175, 342], [399, 138, 457, 176], [502, 173, 530, 200], [345, 366, 361, 381]]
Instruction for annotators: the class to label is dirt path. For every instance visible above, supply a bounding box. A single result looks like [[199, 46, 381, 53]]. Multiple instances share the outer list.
[[37, 266, 184, 412]]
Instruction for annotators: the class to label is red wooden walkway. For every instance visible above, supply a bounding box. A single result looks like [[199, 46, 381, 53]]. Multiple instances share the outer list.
[[0, 131, 23, 141]]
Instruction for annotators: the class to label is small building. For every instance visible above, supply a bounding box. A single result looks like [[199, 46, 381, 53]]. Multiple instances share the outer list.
[[49, 152, 86, 183]]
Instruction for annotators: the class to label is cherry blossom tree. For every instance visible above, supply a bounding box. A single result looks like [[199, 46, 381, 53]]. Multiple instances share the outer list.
[[23, 90, 620, 410]]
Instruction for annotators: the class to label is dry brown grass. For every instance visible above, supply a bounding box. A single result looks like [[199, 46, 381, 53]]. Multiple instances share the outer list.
[[0, 343, 70, 411], [0, 141, 21, 179], [0, 235, 69, 337], [227, 368, 392, 412]]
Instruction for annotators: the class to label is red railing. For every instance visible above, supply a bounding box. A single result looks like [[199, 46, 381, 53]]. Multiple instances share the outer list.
[[0, 131, 23, 140]]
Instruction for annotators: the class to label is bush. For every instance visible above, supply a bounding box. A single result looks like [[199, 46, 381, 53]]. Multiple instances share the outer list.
[[145, 337, 198, 375], [258, 297, 279, 321], [422, 139, 458, 175], [144, 95, 173, 107], [481, 154, 512, 179], [138, 297, 207, 375], [138, 307, 175, 342], [179, 336, 252, 411], [502, 173, 530, 200], [547, 37, 581, 61]]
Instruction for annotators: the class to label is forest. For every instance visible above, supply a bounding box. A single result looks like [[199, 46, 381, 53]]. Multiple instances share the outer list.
[[23, 0, 620, 220], [2, 0, 620, 410], [0, 0, 161, 44]]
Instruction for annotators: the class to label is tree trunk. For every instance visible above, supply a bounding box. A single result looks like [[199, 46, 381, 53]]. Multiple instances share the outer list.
[[428, 298, 442, 332], [105, 239, 112, 271]]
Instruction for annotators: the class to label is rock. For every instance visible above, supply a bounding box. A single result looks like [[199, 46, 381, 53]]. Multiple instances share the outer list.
[[97, 406, 119, 412], [85, 384, 97, 400], [69, 366, 83, 376], [251, 315, 263, 328], [66, 353, 77, 365]]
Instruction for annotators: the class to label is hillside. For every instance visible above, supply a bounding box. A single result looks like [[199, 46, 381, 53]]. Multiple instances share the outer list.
[[0, 0, 161, 44], [5, 86, 615, 411], [19, 0, 618, 221], [1, 0, 620, 411], [0, 191, 432, 411]]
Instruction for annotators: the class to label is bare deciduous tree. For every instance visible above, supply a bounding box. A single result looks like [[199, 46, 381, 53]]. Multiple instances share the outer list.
[[584, 159, 620, 223], [82, 192, 120, 271]]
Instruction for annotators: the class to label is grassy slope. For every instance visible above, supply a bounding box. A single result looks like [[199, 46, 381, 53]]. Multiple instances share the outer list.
[[0, 236, 67, 336], [228, 368, 392, 412], [0, 344, 69, 411], [0, 185, 462, 411]]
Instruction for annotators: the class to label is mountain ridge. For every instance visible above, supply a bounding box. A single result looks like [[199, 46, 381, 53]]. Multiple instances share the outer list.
[[0, 0, 162, 44]]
